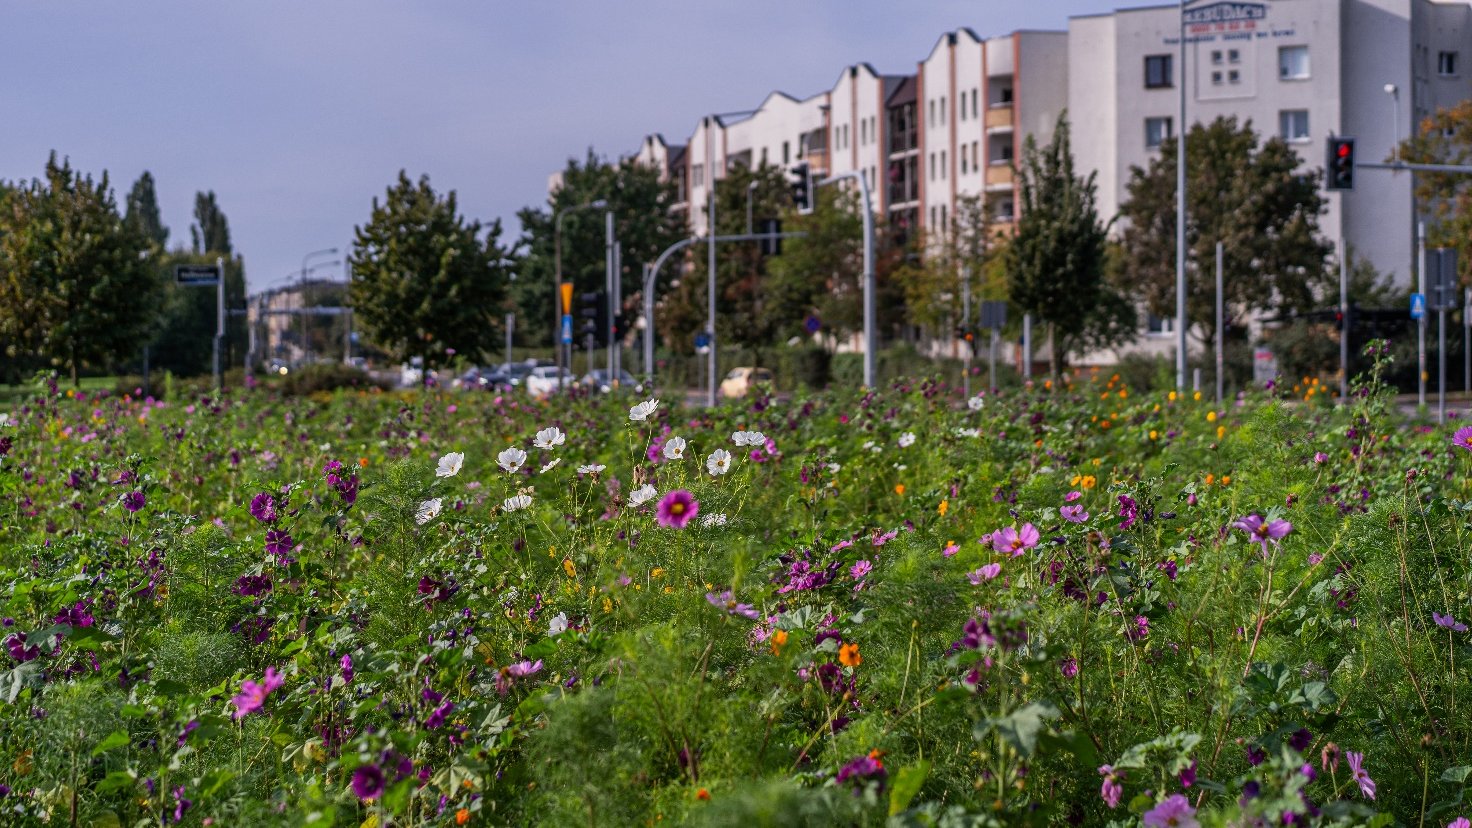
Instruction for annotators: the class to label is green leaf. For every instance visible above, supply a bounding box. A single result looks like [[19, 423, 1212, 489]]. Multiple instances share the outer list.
[[888, 760, 931, 816], [983, 700, 1060, 758], [1442, 765, 1472, 784], [91, 729, 130, 756]]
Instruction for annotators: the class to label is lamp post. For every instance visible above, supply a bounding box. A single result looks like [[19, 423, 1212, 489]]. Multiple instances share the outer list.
[[746, 180, 759, 234], [1175, 0, 1188, 392], [554, 199, 608, 392], [300, 248, 337, 364]]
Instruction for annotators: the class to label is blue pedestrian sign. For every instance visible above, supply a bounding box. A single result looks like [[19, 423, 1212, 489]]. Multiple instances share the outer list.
[[803, 315, 821, 334], [694, 331, 712, 349], [1410, 293, 1427, 320], [560, 314, 574, 344]]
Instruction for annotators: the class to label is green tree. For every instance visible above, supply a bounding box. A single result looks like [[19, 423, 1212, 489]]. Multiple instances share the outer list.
[[897, 194, 996, 334], [0, 153, 162, 384], [1117, 116, 1332, 350], [1397, 101, 1472, 286], [124, 171, 168, 249], [190, 190, 231, 255], [349, 171, 512, 377], [513, 151, 685, 352], [1009, 115, 1134, 374]]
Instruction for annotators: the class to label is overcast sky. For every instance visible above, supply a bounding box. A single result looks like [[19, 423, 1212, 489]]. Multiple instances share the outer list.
[[2, 1, 1155, 291]]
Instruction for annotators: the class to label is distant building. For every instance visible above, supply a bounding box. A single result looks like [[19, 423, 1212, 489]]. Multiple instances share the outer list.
[[559, 0, 1472, 363]]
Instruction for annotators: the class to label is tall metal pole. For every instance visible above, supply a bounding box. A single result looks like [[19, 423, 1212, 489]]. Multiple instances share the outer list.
[[1439, 269, 1448, 424], [613, 241, 622, 380], [1338, 239, 1349, 401], [642, 263, 655, 382], [1419, 221, 1427, 407], [505, 312, 514, 368], [1022, 313, 1033, 379], [961, 266, 972, 398], [707, 117, 719, 407], [747, 181, 757, 235], [1175, 0, 1189, 391], [989, 328, 998, 392], [1464, 286, 1470, 395], [214, 255, 225, 391], [606, 210, 615, 381], [553, 200, 607, 392], [1216, 242, 1224, 403], [812, 171, 877, 388]]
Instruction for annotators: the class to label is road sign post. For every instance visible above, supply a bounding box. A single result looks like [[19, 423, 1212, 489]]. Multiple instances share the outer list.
[[980, 301, 1007, 392], [174, 263, 225, 390]]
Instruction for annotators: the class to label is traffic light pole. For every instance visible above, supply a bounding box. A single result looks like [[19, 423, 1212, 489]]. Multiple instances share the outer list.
[[642, 230, 808, 392], [816, 170, 876, 388], [961, 266, 972, 398], [606, 210, 616, 384], [1419, 222, 1427, 408]]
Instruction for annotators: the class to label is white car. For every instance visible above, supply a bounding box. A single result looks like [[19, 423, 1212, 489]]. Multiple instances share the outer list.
[[525, 366, 575, 398]]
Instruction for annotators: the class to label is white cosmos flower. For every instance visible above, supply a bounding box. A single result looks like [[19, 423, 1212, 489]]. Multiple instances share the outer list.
[[967, 394, 985, 411], [732, 430, 766, 446], [706, 449, 732, 475], [629, 484, 657, 507], [436, 451, 464, 478], [503, 494, 533, 512], [539, 458, 562, 473], [662, 436, 687, 460], [898, 432, 916, 448], [497, 447, 527, 473], [861, 440, 876, 451], [956, 427, 981, 438], [533, 426, 566, 450], [577, 463, 606, 474], [415, 498, 443, 525], [629, 399, 660, 421], [699, 513, 728, 528], [826, 463, 841, 473], [548, 612, 569, 636]]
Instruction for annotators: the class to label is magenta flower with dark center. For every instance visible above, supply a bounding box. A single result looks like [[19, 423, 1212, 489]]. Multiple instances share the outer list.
[[265, 530, 295, 564], [1142, 794, 1198, 828], [351, 764, 385, 800], [1099, 765, 1123, 808], [1454, 425, 1472, 451], [1232, 514, 1292, 556], [1346, 750, 1376, 799], [1061, 505, 1089, 523], [340, 654, 354, 684], [655, 489, 699, 528], [249, 492, 278, 523], [1117, 495, 1139, 530], [990, 524, 1039, 556], [122, 491, 146, 513]]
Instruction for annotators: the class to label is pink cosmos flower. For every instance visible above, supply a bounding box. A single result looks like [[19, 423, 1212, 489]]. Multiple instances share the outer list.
[[967, 563, 1002, 584], [1347, 750, 1376, 800], [1143, 794, 1198, 828], [231, 666, 285, 720], [990, 524, 1039, 556], [1061, 505, 1089, 523], [1232, 514, 1292, 557], [1098, 765, 1123, 808], [507, 659, 543, 678], [1447, 818, 1469, 828], [942, 542, 959, 558], [1064, 491, 1083, 502], [1454, 426, 1472, 451], [655, 489, 699, 528]]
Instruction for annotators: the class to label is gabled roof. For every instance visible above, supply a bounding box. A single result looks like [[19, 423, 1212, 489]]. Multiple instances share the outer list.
[[886, 75, 917, 107]]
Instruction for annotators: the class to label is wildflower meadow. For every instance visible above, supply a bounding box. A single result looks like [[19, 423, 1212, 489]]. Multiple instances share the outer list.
[[1, 352, 1471, 827]]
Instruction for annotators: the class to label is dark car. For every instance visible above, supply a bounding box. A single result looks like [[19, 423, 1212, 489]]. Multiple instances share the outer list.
[[579, 369, 641, 394]]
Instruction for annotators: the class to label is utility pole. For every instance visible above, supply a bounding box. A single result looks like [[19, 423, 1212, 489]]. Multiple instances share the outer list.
[[961, 266, 972, 398], [1022, 313, 1033, 380], [706, 117, 719, 407], [1175, 0, 1189, 392], [1216, 242, 1224, 404], [1339, 238, 1348, 401], [213, 256, 225, 391], [1419, 221, 1427, 408]]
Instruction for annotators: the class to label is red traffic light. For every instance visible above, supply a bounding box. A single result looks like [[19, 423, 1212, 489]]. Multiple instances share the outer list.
[[1336, 143, 1351, 159]]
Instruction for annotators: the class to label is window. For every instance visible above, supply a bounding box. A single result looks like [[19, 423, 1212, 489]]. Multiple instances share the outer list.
[[941, 150, 947, 179], [929, 206, 937, 227], [1145, 54, 1173, 88], [971, 141, 979, 170], [1279, 109, 1310, 142], [929, 152, 936, 181], [1228, 70, 1241, 84], [960, 94, 967, 120], [1145, 117, 1173, 149], [1146, 314, 1173, 335], [997, 86, 1013, 105], [1212, 50, 1223, 65], [961, 150, 968, 175], [1228, 49, 1240, 64], [760, 147, 768, 166], [940, 96, 946, 124], [971, 90, 978, 119], [928, 100, 935, 127], [1212, 71, 1223, 85], [1280, 46, 1310, 79], [940, 204, 947, 230], [782, 141, 790, 165], [995, 198, 1014, 222], [1440, 51, 1459, 76], [692, 164, 704, 188]]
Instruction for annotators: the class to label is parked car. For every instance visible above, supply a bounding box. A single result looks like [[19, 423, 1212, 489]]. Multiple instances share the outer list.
[[496, 361, 541, 389], [457, 366, 511, 390], [579, 369, 641, 394], [719, 366, 773, 398], [525, 366, 575, 398]]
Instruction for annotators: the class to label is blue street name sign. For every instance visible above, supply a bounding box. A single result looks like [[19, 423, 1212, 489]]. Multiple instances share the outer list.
[[1410, 293, 1427, 320], [561, 314, 573, 344]]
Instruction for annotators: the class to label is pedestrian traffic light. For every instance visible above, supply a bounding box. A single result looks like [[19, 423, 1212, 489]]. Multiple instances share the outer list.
[[1325, 137, 1355, 191], [789, 162, 814, 215], [612, 311, 629, 341], [578, 290, 607, 350]]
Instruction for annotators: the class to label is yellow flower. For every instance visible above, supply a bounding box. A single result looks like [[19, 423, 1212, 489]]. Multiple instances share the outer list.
[[938, 500, 949, 516], [1081, 475, 1097, 489], [1149, 430, 1158, 440], [1205, 473, 1215, 485], [1193, 391, 1202, 401], [1118, 389, 1128, 399], [838, 642, 862, 667], [651, 567, 665, 578], [1169, 390, 1178, 401], [1206, 411, 1217, 422], [562, 559, 576, 579], [1221, 475, 1231, 486], [770, 629, 789, 655], [1217, 425, 1226, 439]]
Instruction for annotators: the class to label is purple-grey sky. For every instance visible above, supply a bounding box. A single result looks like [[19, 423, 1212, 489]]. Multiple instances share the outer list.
[[2, 1, 1154, 292]]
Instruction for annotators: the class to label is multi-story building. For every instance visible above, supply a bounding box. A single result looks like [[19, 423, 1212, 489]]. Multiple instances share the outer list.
[[580, 1, 1472, 364], [1071, 0, 1472, 348]]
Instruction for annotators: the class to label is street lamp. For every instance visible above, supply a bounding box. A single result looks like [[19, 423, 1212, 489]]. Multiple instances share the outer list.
[[1385, 83, 1400, 163], [746, 180, 759, 234], [554, 199, 608, 391], [300, 248, 337, 364]]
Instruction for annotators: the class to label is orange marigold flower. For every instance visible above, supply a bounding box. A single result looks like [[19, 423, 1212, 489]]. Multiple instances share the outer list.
[[358, 457, 369, 467], [696, 788, 711, 801], [894, 484, 905, 496], [456, 808, 471, 824], [938, 500, 949, 516], [839, 642, 862, 667], [770, 629, 789, 655]]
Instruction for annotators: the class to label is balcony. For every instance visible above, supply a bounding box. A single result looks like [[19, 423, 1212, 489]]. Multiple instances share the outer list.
[[985, 165, 1013, 187], [984, 107, 1013, 130]]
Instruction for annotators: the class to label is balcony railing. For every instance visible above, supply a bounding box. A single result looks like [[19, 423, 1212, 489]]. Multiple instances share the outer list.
[[984, 107, 1013, 129]]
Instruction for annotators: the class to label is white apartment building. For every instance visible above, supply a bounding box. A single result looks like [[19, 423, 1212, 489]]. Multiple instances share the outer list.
[[1072, 0, 1472, 349], [580, 1, 1472, 364]]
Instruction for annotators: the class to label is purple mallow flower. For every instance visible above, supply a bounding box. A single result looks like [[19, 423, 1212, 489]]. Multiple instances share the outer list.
[[122, 491, 146, 513], [249, 492, 278, 523], [1099, 765, 1123, 808], [352, 764, 385, 801], [1143, 794, 1198, 828]]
